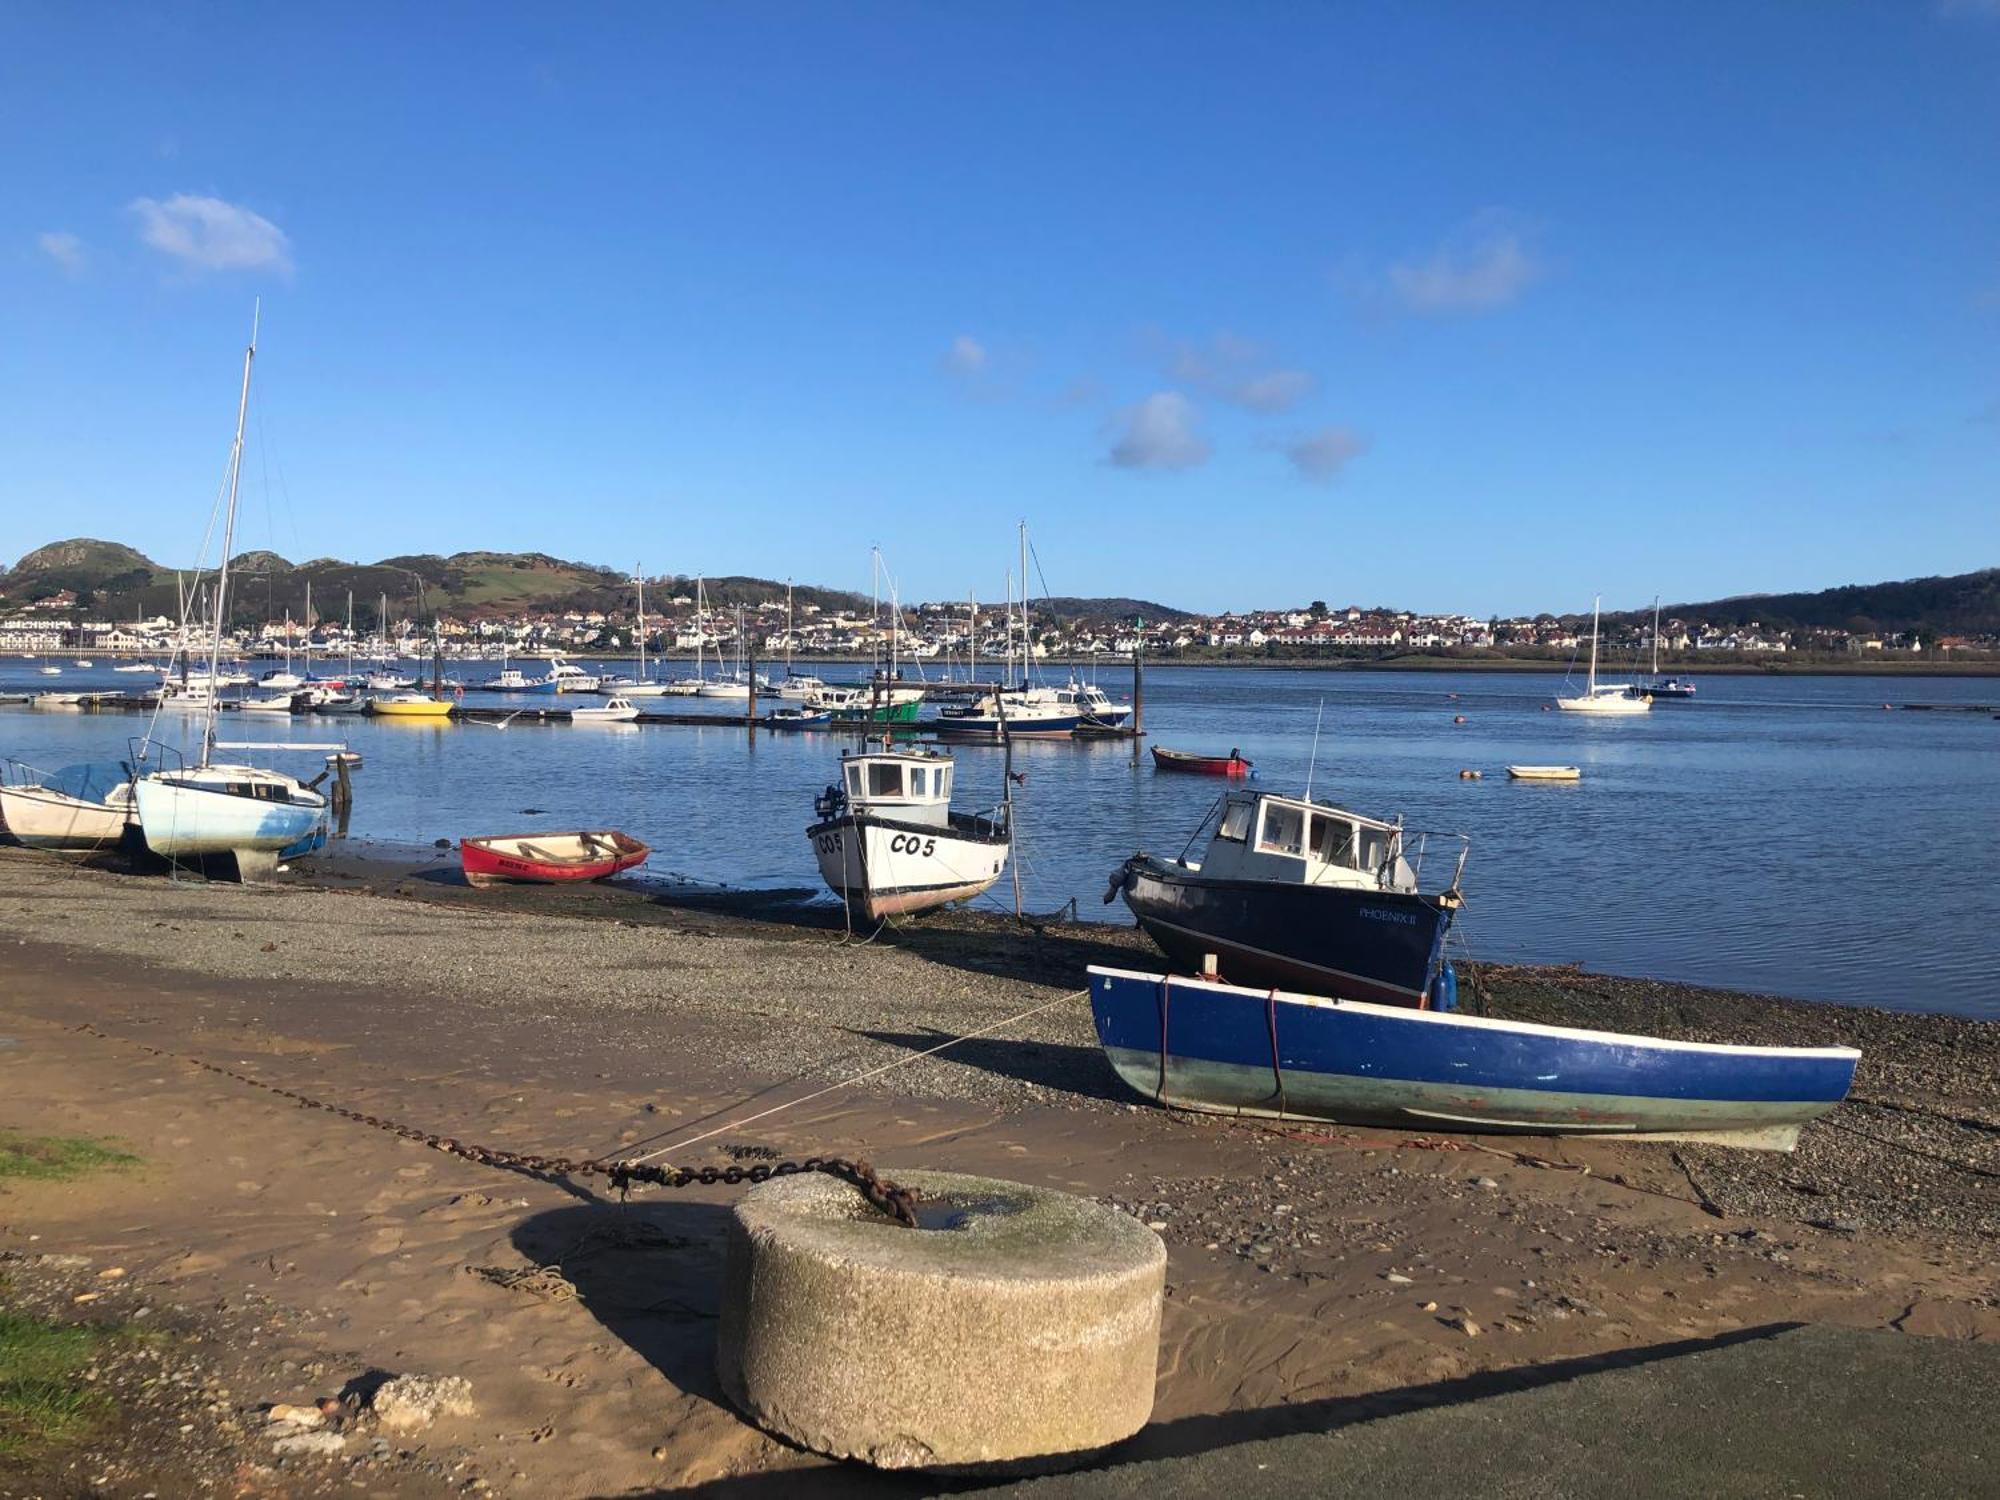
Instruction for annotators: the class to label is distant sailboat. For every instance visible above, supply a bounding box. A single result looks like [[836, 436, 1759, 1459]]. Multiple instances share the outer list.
[[1636, 596, 1696, 700], [1556, 596, 1651, 715], [623, 565, 671, 697]]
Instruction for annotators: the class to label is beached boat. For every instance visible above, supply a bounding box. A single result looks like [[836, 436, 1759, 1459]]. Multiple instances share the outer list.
[[1106, 787, 1466, 1008], [129, 308, 333, 883], [1557, 596, 1651, 715], [1087, 965, 1860, 1151], [368, 693, 454, 718], [1506, 765, 1581, 781], [0, 761, 136, 849], [1152, 747, 1253, 776], [569, 695, 639, 723], [460, 830, 650, 888], [807, 748, 1010, 921]]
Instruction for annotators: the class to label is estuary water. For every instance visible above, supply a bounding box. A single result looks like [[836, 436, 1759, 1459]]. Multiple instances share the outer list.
[[3, 662, 1995, 1019]]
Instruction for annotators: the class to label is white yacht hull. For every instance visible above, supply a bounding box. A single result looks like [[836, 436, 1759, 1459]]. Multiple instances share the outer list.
[[1556, 694, 1651, 715], [132, 775, 326, 876]]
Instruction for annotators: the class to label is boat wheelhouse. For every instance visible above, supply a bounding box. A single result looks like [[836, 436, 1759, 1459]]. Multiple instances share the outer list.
[[806, 748, 1010, 921], [1107, 786, 1466, 1008]]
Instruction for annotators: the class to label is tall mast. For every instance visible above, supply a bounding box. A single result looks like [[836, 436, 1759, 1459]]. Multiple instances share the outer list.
[[969, 589, 977, 686], [1588, 594, 1601, 691], [635, 563, 646, 681], [202, 301, 258, 766], [785, 579, 793, 678], [1651, 595, 1661, 677], [1017, 518, 1029, 688], [695, 575, 705, 680], [346, 590, 354, 676], [871, 546, 881, 679], [303, 579, 312, 678]]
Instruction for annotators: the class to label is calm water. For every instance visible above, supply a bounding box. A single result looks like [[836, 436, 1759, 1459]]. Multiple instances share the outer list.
[[4, 663, 1996, 1018]]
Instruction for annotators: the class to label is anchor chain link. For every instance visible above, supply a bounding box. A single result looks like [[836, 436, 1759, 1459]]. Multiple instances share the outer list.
[[65, 1023, 920, 1228]]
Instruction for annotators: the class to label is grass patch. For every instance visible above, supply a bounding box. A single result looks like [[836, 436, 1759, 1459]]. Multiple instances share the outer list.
[[0, 1132, 137, 1183], [0, 1311, 118, 1458]]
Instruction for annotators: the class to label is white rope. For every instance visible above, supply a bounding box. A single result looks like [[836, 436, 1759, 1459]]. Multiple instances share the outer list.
[[618, 987, 1086, 1167]]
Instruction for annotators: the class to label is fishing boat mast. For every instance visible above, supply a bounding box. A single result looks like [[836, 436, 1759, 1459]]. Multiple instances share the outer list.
[[200, 302, 258, 767]]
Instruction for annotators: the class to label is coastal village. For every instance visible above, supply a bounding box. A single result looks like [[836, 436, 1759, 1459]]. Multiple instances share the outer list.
[[0, 571, 1983, 662]]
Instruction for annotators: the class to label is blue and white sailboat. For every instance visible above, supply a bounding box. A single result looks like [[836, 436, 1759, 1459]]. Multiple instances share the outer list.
[[131, 308, 330, 882]]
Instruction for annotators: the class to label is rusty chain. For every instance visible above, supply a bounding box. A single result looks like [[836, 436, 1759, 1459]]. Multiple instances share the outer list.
[[65, 1022, 920, 1227]]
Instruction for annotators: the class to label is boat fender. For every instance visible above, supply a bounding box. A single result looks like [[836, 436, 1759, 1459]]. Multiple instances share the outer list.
[[1453, 715, 1467, 724], [1102, 861, 1136, 905], [1434, 963, 1458, 1013]]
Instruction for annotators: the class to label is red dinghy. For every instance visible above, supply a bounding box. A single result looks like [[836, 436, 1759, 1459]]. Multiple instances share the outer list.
[[460, 830, 650, 888], [1151, 747, 1253, 777]]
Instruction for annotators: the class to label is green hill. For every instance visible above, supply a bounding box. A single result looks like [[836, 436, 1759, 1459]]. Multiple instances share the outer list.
[[1604, 569, 2000, 637]]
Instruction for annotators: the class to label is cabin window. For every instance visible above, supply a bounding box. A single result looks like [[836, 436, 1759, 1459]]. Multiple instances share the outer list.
[[845, 765, 865, 798], [1217, 801, 1253, 841], [908, 767, 928, 797], [1258, 802, 1305, 856], [935, 765, 953, 798], [866, 762, 904, 798], [1312, 814, 1355, 867], [1357, 828, 1390, 872]]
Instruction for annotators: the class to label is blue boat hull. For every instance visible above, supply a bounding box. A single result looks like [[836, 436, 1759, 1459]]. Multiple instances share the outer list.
[[1087, 966, 1860, 1151]]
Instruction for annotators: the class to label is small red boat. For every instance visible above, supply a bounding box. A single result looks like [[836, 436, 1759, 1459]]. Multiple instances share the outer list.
[[1151, 747, 1253, 777], [460, 830, 650, 888]]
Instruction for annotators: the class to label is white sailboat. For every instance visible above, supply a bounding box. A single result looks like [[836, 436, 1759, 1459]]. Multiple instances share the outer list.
[[776, 580, 828, 700], [0, 760, 136, 849], [130, 307, 333, 881], [623, 566, 671, 697], [662, 574, 711, 695], [1556, 596, 1652, 715]]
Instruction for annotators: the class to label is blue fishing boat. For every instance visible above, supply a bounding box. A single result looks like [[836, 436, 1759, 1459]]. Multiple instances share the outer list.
[[1087, 965, 1860, 1151]]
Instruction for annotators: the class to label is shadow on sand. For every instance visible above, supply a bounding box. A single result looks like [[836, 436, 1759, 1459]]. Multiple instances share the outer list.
[[851, 1028, 1128, 1105]]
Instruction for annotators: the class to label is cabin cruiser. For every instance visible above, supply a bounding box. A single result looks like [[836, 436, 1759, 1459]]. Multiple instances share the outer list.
[[1106, 787, 1466, 1008], [936, 683, 1082, 736], [810, 684, 921, 723], [524, 660, 599, 694], [807, 748, 1010, 921], [256, 668, 303, 690], [478, 666, 532, 690]]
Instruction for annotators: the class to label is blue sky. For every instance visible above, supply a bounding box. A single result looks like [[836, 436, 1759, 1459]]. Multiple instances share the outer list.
[[3, 3, 1996, 616]]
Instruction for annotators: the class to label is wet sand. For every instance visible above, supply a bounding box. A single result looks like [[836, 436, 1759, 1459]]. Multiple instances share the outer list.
[[0, 845, 1993, 1496]]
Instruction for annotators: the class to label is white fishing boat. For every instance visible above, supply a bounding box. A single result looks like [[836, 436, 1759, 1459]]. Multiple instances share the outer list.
[[479, 666, 532, 690], [807, 748, 1011, 921], [1556, 597, 1651, 715], [524, 658, 599, 694], [570, 695, 639, 723], [130, 308, 332, 882], [0, 760, 136, 849]]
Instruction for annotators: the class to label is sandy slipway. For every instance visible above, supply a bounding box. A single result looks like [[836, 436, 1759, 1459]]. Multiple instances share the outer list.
[[0, 846, 1994, 1496]]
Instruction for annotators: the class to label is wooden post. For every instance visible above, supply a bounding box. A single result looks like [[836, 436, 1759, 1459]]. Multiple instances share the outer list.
[[997, 691, 1023, 921], [330, 754, 354, 837], [1132, 631, 1144, 753]]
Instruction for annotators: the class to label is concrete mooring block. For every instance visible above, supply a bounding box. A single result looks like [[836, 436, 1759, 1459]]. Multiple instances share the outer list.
[[716, 1168, 1166, 1473]]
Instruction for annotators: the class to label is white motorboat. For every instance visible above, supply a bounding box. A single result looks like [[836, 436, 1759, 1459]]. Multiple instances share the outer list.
[[238, 693, 297, 713], [479, 666, 533, 690], [72, 659, 93, 668], [0, 761, 136, 849], [1507, 765, 1582, 781], [570, 695, 639, 723], [777, 674, 829, 701], [113, 662, 155, 673], [1556, 597, 1651, 715], [257, 668, 303, 690], [38, 665, 61, 677], [807, 748, 1010, 922]]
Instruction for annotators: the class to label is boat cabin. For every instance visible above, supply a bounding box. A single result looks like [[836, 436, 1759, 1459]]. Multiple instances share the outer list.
[[835, 750, 955, 828], [1189, 789, 1415, 891]]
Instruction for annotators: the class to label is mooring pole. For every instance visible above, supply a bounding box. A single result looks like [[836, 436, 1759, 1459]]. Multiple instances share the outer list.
[[998, 692, 1023, 921], [747, 635, 759, 739], [1131, 619, 1144, 761]]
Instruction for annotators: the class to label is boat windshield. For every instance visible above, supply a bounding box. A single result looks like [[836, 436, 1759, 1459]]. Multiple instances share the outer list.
[[1257, 801, 1306, 855], [1311, 813, 1356, 867], [41, 762, 129, 804], [1217, 800, 1253, 841]]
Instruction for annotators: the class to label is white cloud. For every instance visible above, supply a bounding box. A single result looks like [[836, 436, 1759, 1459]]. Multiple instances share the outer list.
[[1107, 392, 1210, 472], [130, 193, 292, 274], [37, 231, 84, 276], [1155, 330, 1315, 413], [1383, 217, 1541, 315], [1281, 425, 1369, 483], [942, 334, 989, 378]]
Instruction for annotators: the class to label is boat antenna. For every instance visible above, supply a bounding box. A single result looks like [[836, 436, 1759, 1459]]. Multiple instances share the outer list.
[[1304, 696, 1326, 801]]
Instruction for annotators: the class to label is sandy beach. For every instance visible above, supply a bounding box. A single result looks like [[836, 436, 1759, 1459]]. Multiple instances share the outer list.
[[0, 845, 1994, 1497]]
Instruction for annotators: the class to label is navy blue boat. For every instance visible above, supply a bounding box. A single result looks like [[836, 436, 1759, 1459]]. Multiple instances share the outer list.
[[1107, 787, 1466, 1007], [1088, 965, 1861, 1151]]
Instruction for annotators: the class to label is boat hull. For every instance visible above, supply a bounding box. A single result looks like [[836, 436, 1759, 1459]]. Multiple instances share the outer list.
[[1112, 856, 1452, 1007], [131, 776, 327, 872], [807, 811, 1008, 922], [0, 785, 133, 849], [1152, 748, 1251, 776], [1088, 966, 1860, 1150], [460, 831, 649, 887]]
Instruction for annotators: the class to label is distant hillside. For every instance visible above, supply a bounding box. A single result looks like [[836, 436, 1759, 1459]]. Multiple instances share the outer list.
[[0, 539, 868, 625], [1605, 568, 2000, 637], [1038, 596, 1194, 623]]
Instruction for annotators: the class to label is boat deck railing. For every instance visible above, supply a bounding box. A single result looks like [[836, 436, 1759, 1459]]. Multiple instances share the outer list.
[[1400, 829, 1471, 893]]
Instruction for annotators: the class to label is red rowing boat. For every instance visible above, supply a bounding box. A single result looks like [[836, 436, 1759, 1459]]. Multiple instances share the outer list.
[[1151, 747, 1253, 776], [460, 830, 650, 888]]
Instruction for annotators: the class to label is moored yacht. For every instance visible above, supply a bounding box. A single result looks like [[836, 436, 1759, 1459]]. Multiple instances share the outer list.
[[1556, 596, 1651, 715], [807, 748, 1010, 921], [1106, 786, 1467, 1008]]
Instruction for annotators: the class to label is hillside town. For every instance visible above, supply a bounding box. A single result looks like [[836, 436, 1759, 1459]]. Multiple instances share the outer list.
[[0, 584, 1984, 663]]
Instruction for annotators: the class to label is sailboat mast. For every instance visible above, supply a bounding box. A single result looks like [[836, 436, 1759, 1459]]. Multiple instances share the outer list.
[[786, 580, 794, 678], [202, 302, 258, 766], [1651, 595, 1661, 678], [636, 564, 646, 681], [970, 589, 977, 686], [1588, 595, 1601, 691], [1018, 520, 1028, 687]]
